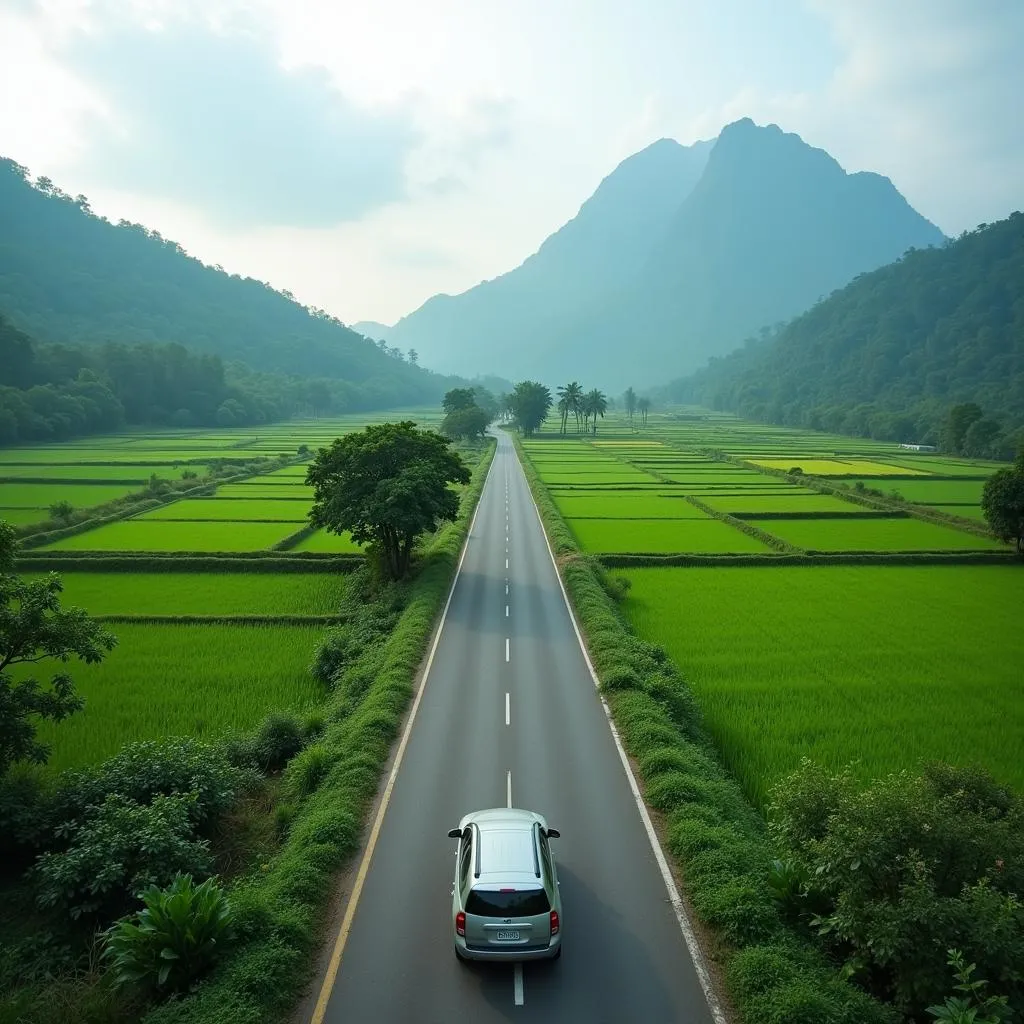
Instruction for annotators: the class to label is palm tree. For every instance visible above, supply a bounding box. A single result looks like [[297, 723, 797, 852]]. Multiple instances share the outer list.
[[637, 396, 651, 426], [623, 387, 637, 425], [584, 388, 607, 434], [557, 382, 584, 433]]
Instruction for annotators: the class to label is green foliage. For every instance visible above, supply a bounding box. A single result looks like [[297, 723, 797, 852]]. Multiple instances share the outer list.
[[926, 950, 1012, 1024], [945, 403, 985, 455], [508, 380, 553, 436], [306, 421, 470, 578], [35, 792, 213, 921], [441, 387, 476, 414], [0, 524, 117, 775], [672, 214, 1024, 443], [52, 737, 255, 829], [250, 714, 304, 772], [982, 455, 1024, 553], [105, 874, 233, 993], [48, 500, 74, 522], [440, 404, 490, 440], [769, 760, 1024, 1017]]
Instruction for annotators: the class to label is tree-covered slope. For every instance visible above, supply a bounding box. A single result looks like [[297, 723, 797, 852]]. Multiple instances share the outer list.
[[0, 158, 445, 405], [664, 213, 1024, 445]]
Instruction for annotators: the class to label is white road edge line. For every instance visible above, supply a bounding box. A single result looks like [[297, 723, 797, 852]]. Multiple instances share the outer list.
[[308, 453, 489, 1024], [513, 963, 524, 1006], [506, 770, 512, 808], [505, 692, 510, 726], [521, 453, 729, 1024]]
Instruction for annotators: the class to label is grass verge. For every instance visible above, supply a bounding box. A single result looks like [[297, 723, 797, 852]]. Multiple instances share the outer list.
[[512, 431, 897, 1024], [139, 438, 496, 1024]]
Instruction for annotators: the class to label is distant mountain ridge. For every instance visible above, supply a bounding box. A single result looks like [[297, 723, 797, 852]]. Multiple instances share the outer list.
[[663, 213, 1024, 445], [384, 118, 945, 387], [386, 136, 715, 380]]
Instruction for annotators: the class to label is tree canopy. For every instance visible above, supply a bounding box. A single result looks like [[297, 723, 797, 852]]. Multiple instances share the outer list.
[[664, 214, 1024, 447], [508, 381, 552, 437], [305, 422, 470, 579], [0, 522, 117, 776], [982, 453, 1024, 554]]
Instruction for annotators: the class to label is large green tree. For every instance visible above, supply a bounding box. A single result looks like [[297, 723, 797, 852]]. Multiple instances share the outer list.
[[441, 388, 477, 414], [944, 402, 984, 455], [441, 405, 490, 441], [305, 422, 470, 578], [982, 453, 1024, 554], [0, 522, 116, 776], [509, 381, 553, 437]]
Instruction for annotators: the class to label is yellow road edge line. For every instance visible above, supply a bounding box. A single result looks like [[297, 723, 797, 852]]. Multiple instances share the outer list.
[[309, 450, 494, 1024]]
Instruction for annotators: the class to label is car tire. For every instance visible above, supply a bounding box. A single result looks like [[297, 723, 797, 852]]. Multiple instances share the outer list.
[[552, 945, 562, 961]]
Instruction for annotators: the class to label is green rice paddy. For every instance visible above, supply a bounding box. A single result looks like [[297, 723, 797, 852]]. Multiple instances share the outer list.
[[137, 498, 311, 521], [37, 572, 347, 616], [762, 516, 1007, 551], [27, 624, 325, 773], [568, 517, 769, 553], [37, 520, 297, 551], [617, 565, 1024, 804]]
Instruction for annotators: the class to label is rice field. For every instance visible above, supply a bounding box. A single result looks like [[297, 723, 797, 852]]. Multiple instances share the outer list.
[[36, 572, 347, 616], [1, 413, 447, 771], [25, 624, 326, 773], [37, 519, 298, 551], [290, 529, 362, 552], [616, 565, 1024, 804], [523, 412, 1019, 809], [762, 517, 1007, 551], [568, 517, 770, 553], [137, 498, 311, 521]]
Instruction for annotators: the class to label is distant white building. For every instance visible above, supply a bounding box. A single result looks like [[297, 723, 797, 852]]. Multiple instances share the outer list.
[[899, 443, 938, 452]]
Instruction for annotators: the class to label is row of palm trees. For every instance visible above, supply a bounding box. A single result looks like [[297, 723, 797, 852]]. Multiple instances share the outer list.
[[556, 382, 608, 435]]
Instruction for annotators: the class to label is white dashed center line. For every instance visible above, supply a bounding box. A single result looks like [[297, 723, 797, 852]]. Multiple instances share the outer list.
[[505, 637, 510, 662], [514, 963, 524, 1006], [505, 692, 510, 726], [506, 770, 512, 807]]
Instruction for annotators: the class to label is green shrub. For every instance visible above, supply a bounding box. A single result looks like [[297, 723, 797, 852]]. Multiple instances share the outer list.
[[250, 714, 304, 771], [35, 793, 212, 920], [52, 738, 255, 834], [105, 874, 233, 992], [283, 743, 334, 800], [770, 760, 1024, 1016]]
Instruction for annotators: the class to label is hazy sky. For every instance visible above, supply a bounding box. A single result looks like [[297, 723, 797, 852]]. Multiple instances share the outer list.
[[1, 0, 1022, 327]]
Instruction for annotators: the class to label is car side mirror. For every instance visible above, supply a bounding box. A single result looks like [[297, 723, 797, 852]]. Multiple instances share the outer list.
[[546, 828, 560, 839], [447, 828, 462, 839]]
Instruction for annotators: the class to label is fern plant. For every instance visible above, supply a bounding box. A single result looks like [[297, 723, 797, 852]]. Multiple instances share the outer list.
[[105, 873, 233, 992]]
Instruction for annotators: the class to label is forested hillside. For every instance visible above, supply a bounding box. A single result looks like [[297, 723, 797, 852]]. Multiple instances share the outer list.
[[0, 158, 449, 407], [385, 119, 943, 386], [665, 213, 1024, 450]]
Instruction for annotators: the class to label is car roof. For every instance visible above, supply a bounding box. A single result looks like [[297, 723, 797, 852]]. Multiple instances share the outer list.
[[457, 808, 549, 880], [458, 807, 547, 831]]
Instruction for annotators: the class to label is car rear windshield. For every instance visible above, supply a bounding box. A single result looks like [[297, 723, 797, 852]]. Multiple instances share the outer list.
[[466, 887, 550, 918]]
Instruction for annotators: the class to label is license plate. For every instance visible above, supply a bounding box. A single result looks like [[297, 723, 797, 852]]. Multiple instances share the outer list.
[[495, 930, 520, 941]]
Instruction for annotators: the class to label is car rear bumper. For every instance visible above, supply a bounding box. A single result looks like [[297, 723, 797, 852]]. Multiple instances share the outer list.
[[456, 934, 561, 962]]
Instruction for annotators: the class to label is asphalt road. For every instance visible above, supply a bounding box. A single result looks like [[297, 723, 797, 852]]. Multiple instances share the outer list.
[[314, 431, 717, 1023]]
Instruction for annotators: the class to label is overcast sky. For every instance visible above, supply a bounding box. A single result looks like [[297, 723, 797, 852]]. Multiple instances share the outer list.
[[1, 0, 1021, 326]]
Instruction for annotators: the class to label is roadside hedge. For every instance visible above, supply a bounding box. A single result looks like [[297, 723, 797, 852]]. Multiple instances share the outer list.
[[140, 439, 496, 1024], [512, 432, 896, 1024]]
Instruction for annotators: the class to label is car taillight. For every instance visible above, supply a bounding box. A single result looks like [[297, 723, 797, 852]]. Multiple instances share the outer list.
[[549, 909, 559, 936], [455, 911, 466, 936]]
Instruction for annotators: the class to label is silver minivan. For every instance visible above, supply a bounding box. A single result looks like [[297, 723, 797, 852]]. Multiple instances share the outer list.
[[448, 807, 562, 961]]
